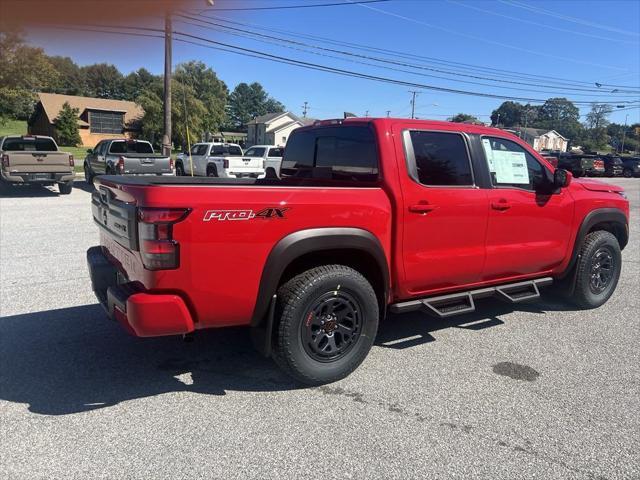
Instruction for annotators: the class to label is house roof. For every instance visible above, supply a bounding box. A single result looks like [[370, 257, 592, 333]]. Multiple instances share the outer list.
[[36, 92, 144, 125], [248, 111, 303, 125], [269, 120, 303, 133], [515, 127, 567, 140]]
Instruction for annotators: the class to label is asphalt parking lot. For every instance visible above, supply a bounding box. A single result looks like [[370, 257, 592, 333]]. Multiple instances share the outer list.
[[1, 178, 638, 479]]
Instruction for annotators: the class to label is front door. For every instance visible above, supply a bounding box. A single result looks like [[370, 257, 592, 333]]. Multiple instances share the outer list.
[[396, 126, 489, 296], [480, 136, 573, 280]]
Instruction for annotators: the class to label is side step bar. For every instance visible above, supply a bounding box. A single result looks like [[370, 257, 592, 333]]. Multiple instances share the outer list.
[[389, 277, 553, 319]]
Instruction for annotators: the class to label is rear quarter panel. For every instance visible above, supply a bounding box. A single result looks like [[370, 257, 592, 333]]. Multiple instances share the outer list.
[[105, 184, 392, 328]]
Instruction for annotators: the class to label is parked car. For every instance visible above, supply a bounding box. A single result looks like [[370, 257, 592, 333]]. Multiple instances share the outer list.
[[175, 142, 263, 178], [240, 145, 285, 178], [0, 135, 75, 194], [621, 157, 640, 177], [602, 155, 624, 177], [83, 139, 174, 183], [557, 154, 604, 177], [87, 118, 629, 385]]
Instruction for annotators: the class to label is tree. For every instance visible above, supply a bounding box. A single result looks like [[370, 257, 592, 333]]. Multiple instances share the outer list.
[[122, 68, 161, 102], [535, 97, 581, 140], [226, 82, 285, 129], [448, 113, 480, 123], [136, 80, 207, 150], [54, 102, 81, 146], [490, 101, 524, 127], [82, 63, 125, 99], [47, 56, 86, 95], [584, 103, 613, 149], [0, 29, 59, 120], [173, 61, 228, 134]]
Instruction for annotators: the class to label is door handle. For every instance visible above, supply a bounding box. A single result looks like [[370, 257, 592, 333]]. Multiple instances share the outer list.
[[491, 199, 512, 211], [409, 203, 437, 213]]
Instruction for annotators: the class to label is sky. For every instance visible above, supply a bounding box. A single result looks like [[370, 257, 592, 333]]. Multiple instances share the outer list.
[[24, 0, 640, 125]]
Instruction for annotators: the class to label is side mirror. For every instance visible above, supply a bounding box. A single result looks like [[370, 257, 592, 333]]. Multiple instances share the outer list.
[[554, 168, 572, 189], [87, 149, 93, 154]]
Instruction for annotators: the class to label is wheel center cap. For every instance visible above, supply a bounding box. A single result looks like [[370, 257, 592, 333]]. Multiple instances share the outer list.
[[323, 318, 337, 333]]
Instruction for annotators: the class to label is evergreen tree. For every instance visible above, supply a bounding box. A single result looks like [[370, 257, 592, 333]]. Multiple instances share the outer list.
[[54, 102, 81, 146]]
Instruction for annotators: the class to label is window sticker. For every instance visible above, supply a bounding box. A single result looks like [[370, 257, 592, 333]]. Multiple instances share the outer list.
[[482, 139, 494, 171], [491, 150, 529, 184]]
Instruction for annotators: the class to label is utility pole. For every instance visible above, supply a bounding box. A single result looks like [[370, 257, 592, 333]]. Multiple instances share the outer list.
[[364, 110, 369, 117], [301, 101, 309, 118], [386, 110, 391, 117], [621, 114, 629, 153], [409, 90, 420, 119], [162, 13, 172, 156]]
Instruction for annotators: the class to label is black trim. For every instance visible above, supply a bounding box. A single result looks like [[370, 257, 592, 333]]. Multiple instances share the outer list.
[[251, 227, 389, 327], [467, 134, 493, 189], [561, 208, 628, 278]]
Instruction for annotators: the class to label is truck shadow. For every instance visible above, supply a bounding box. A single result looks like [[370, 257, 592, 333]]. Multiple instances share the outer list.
[[0, 297, 576, 416], [0, 184, 61, 197]]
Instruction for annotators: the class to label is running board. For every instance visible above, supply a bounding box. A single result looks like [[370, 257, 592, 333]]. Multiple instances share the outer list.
[[390, 277, 553, 318]]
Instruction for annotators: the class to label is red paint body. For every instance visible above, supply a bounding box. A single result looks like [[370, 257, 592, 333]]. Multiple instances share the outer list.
[[93, 119, 629, 336]]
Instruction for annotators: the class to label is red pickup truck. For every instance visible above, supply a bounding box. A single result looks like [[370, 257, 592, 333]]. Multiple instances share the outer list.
[[87, 118, 629, 385]]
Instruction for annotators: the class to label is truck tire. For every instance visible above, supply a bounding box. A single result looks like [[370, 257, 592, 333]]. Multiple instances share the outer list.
[[207, 165, 218, 177], [572, 231, 621, 309], [623, 168, 632, 178], [84, 163, 94, 184], [58, 181, 73, 195], [272, 265, 379, 385]]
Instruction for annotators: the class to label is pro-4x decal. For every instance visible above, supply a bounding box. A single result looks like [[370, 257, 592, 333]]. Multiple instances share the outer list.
[[203, 207, 289, 222]]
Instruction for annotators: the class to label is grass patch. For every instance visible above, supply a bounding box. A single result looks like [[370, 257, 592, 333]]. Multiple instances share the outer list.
[[0, 119, 28, 136]]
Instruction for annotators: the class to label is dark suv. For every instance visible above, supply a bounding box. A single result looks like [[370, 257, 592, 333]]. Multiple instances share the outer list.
[[602, 156, 624, 177], [622, 157, 640, 177]]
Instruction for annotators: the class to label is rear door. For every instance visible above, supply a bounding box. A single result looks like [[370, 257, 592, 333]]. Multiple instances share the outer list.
[[265, 146, 284, 175], [480, 136, 573, 280], [395, 126, 489, 295]]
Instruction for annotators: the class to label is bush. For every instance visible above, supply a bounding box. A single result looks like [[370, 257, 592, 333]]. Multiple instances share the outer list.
[[54, 102, 81, 146]]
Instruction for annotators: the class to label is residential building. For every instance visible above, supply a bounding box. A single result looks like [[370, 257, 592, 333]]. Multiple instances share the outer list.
[[513, 127, 569, 152], [246, 112, 305, 147], [28, 93, 143, 147]]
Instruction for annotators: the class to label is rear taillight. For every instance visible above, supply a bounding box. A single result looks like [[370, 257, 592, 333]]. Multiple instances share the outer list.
[[1, 154, 8, 168], [138, 208, 190, 270], [170, 157, 174, 171], [223, 158, 229, 169], [69, 154, 74, 167], [117, 156, 125, 174], [594, 160, 604, 169]]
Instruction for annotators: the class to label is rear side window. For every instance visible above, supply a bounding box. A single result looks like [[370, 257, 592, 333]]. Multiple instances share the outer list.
[[281, 126, 378, 182], [247, 147, 266, 157], [268, 147, 284, 157], [109, 141, 154, 154], [408, 131, 473, 186], [2, 137, 58, 152], [210, 145, 243, 156]]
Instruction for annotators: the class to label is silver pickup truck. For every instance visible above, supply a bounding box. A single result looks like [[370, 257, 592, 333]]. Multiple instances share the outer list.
[[83, 139, 174, 183], [0, 135, 75, 194]]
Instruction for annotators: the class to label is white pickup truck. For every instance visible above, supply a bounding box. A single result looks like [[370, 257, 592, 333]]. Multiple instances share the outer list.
[[176, 142, 264, 178], [242, 145, 285, 178]]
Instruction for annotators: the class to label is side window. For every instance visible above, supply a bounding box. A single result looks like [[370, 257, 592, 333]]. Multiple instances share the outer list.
[[251, 147, 266, 158], [93, 142, 103, 155], [482, 137, 547, 191], [408, 131, 473, 186], [244, 148, 256, 157], [109, 141, 126, 154], [268, 147, 284, 157], [190, 144, 201, 155], [281, 126, 378, 182]]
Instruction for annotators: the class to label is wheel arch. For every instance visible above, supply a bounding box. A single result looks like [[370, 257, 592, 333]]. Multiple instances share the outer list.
[[251, 228, 390, 327], [562, 208, 628, 278]]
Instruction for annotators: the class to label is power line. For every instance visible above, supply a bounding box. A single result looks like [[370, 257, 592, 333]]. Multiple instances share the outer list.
[[176, 14, 640, 95], [199, 13, 640, 90], [351, 0, 630, 71], [193, 0, 390, 12]]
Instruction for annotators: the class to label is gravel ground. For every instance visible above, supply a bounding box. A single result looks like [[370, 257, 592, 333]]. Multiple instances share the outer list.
[[1, 178, 638, 480]]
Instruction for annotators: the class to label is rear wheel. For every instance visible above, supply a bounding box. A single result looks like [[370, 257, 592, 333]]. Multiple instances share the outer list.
[[272, 265, 379, 385], [58, 181, 73, 195], [206, 165, 218, 177], [623, 168, 632, 178], [572, 231, 621, 309]]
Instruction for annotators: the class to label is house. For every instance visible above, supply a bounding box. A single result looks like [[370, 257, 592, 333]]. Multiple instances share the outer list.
[[514, 127, 568, 152], [28, 93, 143, 147], [246, 112, 305, 147]]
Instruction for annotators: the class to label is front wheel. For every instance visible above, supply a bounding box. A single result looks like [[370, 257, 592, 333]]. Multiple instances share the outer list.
[[572, 231, 622, 309], [272, 265, 379, 385], [176, 162, 185, 176], [84, 163, 93, 185], [623, 169, 632, 178]]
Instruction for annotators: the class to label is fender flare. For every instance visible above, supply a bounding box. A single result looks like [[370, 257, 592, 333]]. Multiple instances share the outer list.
[[562, 207, 628, 277], [251, 227, 390, 326]]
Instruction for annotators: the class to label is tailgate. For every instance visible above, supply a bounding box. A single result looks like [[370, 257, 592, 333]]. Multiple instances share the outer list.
[[6, 151, 71, 172], [91, 184, 138, 250], [123, 156, 173, 175], [229, 156, 264, 171]]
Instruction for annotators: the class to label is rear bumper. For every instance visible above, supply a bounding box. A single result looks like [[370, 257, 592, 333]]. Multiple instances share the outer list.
[[86, 246, 194, 337], [1, 170, 75, 183]]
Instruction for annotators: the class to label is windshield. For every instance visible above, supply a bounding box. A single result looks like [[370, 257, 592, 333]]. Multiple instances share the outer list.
[[109, 141, 154, 154], [2, 137, 57, 152]]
